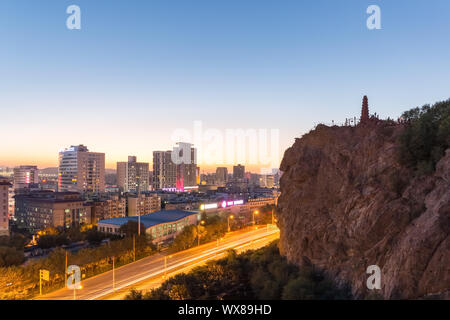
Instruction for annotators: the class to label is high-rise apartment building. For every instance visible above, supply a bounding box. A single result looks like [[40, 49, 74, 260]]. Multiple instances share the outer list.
[[58, 145, 105, 195], [216, 167, 228, 186], [8, 186, 15, 220], [0, 179, 11, 236], [117, 156, 149, 193], [259, 175, 275, 188], [153, 151, 176, 190], [153, 143, 199, 191], [175, 143, 198, 191], [13, 165, 39, 190], [233, 164, 245, 180]]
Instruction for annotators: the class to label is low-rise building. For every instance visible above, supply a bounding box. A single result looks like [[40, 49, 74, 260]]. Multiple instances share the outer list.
[[127, 193, 161, 216], [90, 195, 126, 223], [13, 166, 39, 190], [247, 196, 277, 210], [98, 209, 199, 244], [164, 201, 199, 211], [15, 191, 91, 232]]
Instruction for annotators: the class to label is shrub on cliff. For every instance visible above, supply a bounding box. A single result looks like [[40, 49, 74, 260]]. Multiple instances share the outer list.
[[399, 99, 450, 174]]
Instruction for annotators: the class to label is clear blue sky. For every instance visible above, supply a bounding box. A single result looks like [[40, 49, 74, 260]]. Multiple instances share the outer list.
[[1, 0, 449, 170]]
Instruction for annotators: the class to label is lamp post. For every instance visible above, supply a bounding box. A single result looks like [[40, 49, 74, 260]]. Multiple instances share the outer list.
[[133, 234, 136, 261], [253, 210, 259, 227], [65, 251, 68, 288], [227, 215, 234, 232], [197, 220, 205, 246], [138, 213, 141, 236], [112, 257, 115, 292], [164, 255, 173, 279]]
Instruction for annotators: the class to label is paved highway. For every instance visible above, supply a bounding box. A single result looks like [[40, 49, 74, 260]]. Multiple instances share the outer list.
[[36, 226, 280, 300]]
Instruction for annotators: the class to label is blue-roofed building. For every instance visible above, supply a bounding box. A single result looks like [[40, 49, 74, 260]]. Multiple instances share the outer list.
[[97, 209, 200, 244]]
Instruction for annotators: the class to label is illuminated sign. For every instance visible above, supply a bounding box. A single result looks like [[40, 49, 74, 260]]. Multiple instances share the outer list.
[[220, 199, 244, 208], [200, 203, 218, 210], [162, 188, 178, 192]]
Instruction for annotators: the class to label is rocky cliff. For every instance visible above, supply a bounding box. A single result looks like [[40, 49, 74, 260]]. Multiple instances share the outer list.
[[278, 123, 450, 299]]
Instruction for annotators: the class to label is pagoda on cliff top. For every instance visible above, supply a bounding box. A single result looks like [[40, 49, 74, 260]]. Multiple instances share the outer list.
[[360, 95, 370, 124]]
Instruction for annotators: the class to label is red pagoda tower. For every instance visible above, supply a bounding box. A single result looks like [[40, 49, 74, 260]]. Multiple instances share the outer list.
[[360, 95, 369, 124]]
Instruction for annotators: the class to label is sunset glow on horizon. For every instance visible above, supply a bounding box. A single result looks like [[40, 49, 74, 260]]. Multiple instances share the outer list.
[[2, 1, 450, 172]]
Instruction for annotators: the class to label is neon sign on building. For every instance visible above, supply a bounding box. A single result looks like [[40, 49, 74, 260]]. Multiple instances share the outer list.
[[201, 199, 244, 210]]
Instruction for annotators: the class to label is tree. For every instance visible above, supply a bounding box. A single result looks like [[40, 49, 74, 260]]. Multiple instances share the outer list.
[[170, 225, 197, 252], [124, 289, 143, 300], [119, 221, 146, 237], [399, 99, 450, 174], [0, 246, 25, 267], [168, 284, 191, 300], [0, 234, 28, 250], [85, 229, 106, 244], [282, 277, 315, 300], [37, 234, 69, 249]]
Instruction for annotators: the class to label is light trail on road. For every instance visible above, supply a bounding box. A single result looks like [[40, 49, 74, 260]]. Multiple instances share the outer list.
[[35, 226, 279, 300]]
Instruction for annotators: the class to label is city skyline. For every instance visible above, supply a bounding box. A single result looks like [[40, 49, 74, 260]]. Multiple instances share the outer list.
[[0, 142, 276, 173]]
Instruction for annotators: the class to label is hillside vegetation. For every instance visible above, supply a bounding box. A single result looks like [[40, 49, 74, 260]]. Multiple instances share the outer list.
[[399, 99, 450, 174]]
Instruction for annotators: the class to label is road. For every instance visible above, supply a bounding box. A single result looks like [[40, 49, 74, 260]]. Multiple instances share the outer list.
[[36, 226, 280, 300]]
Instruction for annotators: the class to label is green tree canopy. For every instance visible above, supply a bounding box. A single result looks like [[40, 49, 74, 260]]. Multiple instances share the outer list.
[[399, 99, 450, 174]]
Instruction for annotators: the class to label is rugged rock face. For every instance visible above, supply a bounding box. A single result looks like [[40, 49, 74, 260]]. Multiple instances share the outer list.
[[278, 123, 450, 299]]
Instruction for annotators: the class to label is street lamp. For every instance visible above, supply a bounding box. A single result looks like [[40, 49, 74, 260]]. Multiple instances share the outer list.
[[253, 210, 259, 226], [164, 255, 173, 279], [112, 257, 115, 292], [138, 213, 141, 236], [227, 215, 234, 232], [197, 220, 205, 246]]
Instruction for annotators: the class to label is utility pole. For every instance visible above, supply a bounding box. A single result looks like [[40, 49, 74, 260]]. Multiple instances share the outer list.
[[112, 257, 115, 292], [164, 256, 167, 279], [228, 215, 234, 232], [197, 223, 200, 246], [65, 251, 68, 287], [138, 213, 141, 236], [163, 255, 172, 279], [197, 220, 205, 246], [133, 234, 136, 261]]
